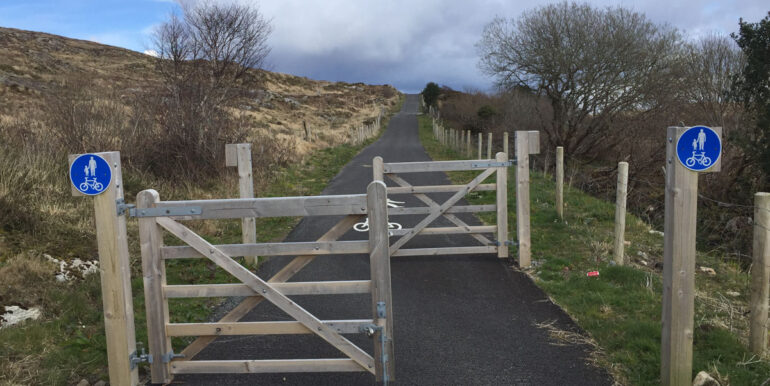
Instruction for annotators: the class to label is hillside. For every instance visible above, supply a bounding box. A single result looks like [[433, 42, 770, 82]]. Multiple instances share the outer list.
[[0, 26, 399, 154]]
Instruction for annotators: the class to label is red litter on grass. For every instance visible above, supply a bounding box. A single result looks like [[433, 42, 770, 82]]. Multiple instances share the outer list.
[[586, 271, 599, 277]]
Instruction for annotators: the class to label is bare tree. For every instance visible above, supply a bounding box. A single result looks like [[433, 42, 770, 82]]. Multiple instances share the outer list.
[[684, 33, 745, 131], [149, 1, 272, 177], [477, 2, 684, 157]]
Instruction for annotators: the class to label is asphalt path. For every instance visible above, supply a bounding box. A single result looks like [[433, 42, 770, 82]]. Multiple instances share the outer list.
[[174, 95, 612, 385]]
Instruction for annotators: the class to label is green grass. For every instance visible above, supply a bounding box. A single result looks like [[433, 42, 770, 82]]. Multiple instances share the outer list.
[[417, 116, 770, 385]]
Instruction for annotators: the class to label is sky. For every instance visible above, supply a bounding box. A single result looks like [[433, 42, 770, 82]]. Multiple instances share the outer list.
[[0, 0, 767, 93]]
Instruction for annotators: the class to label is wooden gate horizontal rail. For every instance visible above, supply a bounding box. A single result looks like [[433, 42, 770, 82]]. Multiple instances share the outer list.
[[161, 240, 369, 259], [388, 205, 494, 215], [164, 280, 372, 298], [386, 183, 495, 194], [389, 225, 496, 236], [154, 194, 368, 219], [383, 159, 502, 173], [170, 359, 364, 374], [167, 319, 373, 336], [391, 246, 498, 257]]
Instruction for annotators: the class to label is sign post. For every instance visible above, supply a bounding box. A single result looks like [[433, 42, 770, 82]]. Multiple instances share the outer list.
[[661, 126, 721, 386], [69, 152, 139, 386]]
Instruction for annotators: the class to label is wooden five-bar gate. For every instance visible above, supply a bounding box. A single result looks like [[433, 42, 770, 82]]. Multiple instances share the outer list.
[[375, 152, 512, 258], [136, 182, 394, 384]]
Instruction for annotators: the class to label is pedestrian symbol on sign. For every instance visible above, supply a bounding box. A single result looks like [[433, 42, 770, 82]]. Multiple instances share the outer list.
[[676, 126, 721, 172], [70, 154, 112, 195]]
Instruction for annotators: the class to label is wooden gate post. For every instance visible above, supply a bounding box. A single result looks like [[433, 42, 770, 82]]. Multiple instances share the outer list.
[[137, 190, 173, 384], [496, 152, 509, 258], [750, 192, 770, 356], [367, 181, 395, 382], [69, 152, 139, 386], [478, 133, 483, 160], [226, 144, 258, 266], [515, 133, 532, 268], [613, 162, 629, 265], [556, 147, 564, 220]]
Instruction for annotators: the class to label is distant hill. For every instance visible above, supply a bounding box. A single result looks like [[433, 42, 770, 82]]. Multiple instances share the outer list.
[[0, 27, 399, 154]]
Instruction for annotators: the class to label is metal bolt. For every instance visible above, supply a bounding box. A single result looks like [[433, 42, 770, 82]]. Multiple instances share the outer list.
[[262, 289, 266, 294], [668, 137, 673, 143], [668, 158, 672, 164]]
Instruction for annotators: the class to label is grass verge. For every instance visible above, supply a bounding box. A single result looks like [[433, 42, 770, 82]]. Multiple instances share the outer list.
[[417, 115, 770, 386]]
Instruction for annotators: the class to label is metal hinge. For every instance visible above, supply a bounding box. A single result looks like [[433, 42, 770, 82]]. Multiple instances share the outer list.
[[129, 206, 202, 218], [377, 301, 386, 318], [129, 346, 153, 370], [160, 350, 185, 363], [472, 161, 513, 168], [491, 240, 519, 246], [116, 198, 136, 216]]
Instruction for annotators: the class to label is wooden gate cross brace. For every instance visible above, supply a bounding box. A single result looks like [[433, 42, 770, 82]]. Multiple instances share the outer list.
[[179, 214, 363, 360], [156, 217, 376, 373], [388, 167, 497, 252], [385, 174, 493, 246]]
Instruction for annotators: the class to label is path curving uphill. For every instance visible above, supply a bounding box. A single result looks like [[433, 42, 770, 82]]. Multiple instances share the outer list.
[[174, 95, 612, 385]]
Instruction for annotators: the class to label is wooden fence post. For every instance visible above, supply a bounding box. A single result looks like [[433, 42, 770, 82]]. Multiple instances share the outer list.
[[466, 130, 471, 158], [69, 152, 139, 386], [487, 133, 493, 159], [137, 190, 173, 384], [556, 147, 564, 220], [478, 133, 483, 160], [613, 161, 629, 265], [226, 144, 258, 266], [496, 152, 509, 258], [503, 132, 509, 157], [750, 192, 770, 356], [367, 181, 395, 382], [515, 132, 532, 268]]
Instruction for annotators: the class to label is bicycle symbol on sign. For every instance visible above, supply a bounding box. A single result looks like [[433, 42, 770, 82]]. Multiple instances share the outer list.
[[79, 178, 104, 192], [685, 152, 712, 168]]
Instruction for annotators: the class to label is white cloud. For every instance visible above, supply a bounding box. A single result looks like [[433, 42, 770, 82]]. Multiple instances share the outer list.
[[144, 49, 159, 57]]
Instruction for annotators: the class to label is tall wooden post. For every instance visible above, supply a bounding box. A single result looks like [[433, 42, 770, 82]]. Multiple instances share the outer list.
[[487, 133, 493, 159], [503, 132, 509, 157], [478, 133, 483, 160], [661, 127, 698, 385], [69, 152, 139, 386], [613, 162, 629, 265], [226, 144, 258, 266], [660, 126, 721, 385], [496, 152, 509, 258], [137, 190, 173, 384], [750, 192, 770, 356], [556, 147, 564, 220], [367, 181, 395, 382], [515, 132, 532, 268]]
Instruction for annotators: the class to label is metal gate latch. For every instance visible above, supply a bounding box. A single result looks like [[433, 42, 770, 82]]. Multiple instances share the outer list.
[[129, 346, 153, 369]]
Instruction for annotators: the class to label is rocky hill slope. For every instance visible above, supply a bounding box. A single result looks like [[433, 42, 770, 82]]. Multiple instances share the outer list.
[[0, 27, 399, 154]]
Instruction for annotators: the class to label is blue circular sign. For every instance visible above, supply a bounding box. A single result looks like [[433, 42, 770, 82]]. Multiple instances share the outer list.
[[676, 126, 721, 172], [70, 154, 112, 195]]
